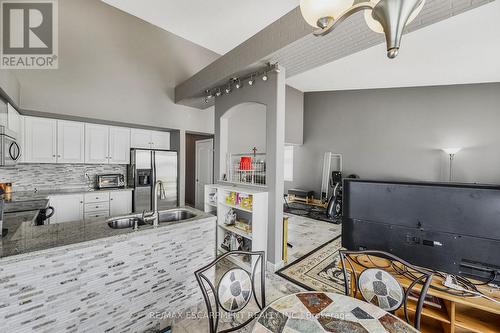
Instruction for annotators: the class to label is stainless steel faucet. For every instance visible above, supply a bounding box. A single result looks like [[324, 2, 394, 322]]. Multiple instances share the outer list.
[[143, 180, 166, 227]]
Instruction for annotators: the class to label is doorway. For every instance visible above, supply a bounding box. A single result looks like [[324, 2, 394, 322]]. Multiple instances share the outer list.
[[185, 133, 214, 208], [195, 139, 214, 209]]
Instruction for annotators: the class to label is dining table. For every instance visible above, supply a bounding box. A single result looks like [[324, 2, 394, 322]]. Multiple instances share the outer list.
[[252, 291, 418, 333]]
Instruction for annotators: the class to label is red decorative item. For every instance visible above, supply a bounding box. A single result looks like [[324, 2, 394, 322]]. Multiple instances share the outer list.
[[240, 156, 252, 170]]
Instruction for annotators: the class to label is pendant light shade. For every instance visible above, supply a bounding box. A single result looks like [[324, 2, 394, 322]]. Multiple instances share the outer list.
[[364, 0, 425, 33], [300, 0, 354, 28]]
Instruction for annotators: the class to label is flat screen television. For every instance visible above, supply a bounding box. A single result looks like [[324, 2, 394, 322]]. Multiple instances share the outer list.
[[342, 179, 500, 284]]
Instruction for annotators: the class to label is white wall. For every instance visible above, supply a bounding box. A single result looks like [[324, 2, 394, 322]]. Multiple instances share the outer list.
[[227, 103, 266, 154], [288, 83, 500, 195], [12, 0, 220, 133]]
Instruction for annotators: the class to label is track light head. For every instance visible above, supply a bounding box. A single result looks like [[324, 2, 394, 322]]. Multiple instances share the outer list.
[[225, 84, 231, 94], [235, 78, 242, 89], [262, 73, 268, 81], [248, 75, 255, 86], [215, 88, 222, 97]]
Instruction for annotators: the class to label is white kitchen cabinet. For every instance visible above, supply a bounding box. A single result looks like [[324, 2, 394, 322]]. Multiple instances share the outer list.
[[85, 123, 109, 164], [57, 120, 85, 163], [24, 117, 57, 163], [18, 116, 25, 163], [151, 131, 170, 150], [49, 194, 84, 224], [7, 103, 20, 138], [109, 191, 132, 216], [131, 128, 170, 150], [109, 126, 130, 164], [130, 128, 152, 149]]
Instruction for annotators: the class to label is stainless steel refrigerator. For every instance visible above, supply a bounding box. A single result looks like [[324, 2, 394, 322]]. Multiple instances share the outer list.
[[128, 149, 178, 212]]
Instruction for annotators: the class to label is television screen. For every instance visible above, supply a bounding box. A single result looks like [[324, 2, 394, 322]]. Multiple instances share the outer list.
[[342, 179, 500, 284]]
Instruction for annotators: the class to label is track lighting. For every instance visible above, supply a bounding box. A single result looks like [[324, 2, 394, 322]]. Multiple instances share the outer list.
[[262, 72, 268, 81], [225, 84, 231, 94], [215, 88, 222, 97], [248, 75, 255, 86], [235, 78, 242, 89]]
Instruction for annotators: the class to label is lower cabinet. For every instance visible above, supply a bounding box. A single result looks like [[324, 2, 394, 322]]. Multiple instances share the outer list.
[[49, 190, 132, 224], [110, 191, 132, 216], [49, 194, 84, 224]]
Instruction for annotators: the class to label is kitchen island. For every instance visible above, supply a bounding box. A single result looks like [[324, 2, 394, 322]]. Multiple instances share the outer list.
[[0, 206, 216, 332]]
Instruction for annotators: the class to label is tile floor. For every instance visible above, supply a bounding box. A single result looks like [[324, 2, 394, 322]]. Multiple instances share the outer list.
[[171, 214, 342, 333]]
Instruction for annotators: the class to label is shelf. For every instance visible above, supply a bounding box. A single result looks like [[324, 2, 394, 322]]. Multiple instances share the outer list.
[[218, 224, 252, 240], [454, 304, 500, 333], [403, 299, 451, 324], [219, 202, 252, 213], [218, 247, 251, 271]]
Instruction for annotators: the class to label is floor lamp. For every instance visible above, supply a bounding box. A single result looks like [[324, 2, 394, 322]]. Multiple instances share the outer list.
[[442, 148, 461, 182]]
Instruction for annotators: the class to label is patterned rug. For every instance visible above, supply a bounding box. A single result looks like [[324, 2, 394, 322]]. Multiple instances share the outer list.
[[276, 236, 345, 293]]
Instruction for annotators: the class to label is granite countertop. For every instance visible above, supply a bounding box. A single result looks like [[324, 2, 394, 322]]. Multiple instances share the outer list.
[[0, 206, 215, 259]]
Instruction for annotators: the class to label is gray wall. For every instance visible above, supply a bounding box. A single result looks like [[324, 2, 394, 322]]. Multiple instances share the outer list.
[[11, 0, 220, 133], [0, 70, 20, 106], [288, 83, 500, 196], [227, 103, 267, 154], [285, 86, 304, 145]]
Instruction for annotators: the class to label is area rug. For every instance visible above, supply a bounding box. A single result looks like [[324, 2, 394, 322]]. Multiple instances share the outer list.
[[276, 236, 346, 293]]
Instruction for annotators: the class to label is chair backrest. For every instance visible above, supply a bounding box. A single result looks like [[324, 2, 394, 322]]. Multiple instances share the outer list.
[[339, 250, 433, 330], [194, 250, 266, 333]]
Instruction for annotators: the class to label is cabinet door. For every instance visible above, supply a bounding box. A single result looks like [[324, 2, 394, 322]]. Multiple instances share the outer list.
[[18, 116, 25, 163], [130, 129, 152, 149], [24, 116, 57, 163], [7, 103, 20, 137], [151, 131, 170, 150], [109, 191, 132, 216], [57, 120, 85, 163], [109, 126, 130, 164], [85, 123, 109, 164], [50, 194, 84, 224]]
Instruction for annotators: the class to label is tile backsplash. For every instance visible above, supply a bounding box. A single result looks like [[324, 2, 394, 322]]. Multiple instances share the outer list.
[[0, 163, 127, 192]]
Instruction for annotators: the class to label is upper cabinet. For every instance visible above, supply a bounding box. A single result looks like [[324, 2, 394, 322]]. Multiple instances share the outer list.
[[131, 128, 170, 150], [109, 126, 130, 164], [57, 120, 85, 163], [151, 131, 170, 150], [24, 117, 85, 164], [21, 116, 169, 165], [7, 103, 20, 138], [130, 129, 151, 149], [85, 124, 130, 165], [24, 117, 58, 163], [85, 124, 109, 164]]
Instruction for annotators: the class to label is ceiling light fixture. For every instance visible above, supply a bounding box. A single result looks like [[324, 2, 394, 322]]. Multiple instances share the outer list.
[[262, 72, 268, 81], [225, 83, 231, 94], [248, 75, 255, 86], [215, 88, 222, 97], [300, 0, 426, 58]]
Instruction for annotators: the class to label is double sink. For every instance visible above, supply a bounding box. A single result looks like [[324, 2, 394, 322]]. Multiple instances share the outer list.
[[107, 208, 197, 230]]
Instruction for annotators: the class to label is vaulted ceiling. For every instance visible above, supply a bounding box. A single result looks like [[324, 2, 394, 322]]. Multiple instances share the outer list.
[[100, 0, 299, 55]]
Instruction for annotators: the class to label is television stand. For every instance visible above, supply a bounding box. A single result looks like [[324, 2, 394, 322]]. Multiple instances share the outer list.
[[345, 255, 500, 333]]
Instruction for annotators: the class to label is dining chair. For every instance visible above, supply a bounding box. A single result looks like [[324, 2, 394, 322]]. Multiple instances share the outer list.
[[194, 250, 266, 333], [339, 250, 433, 330]]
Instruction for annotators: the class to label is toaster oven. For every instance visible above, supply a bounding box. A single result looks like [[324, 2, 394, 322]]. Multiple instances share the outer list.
[[96, 174, 125, 189]]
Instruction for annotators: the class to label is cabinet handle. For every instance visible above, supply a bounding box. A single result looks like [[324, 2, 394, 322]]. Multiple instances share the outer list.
[[58, 155, 61, 157], [80, 201, 83, 204], [52, 155, 56, 157]]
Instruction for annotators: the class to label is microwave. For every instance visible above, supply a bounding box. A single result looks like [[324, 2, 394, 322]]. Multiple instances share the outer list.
[[0, 125, 21, 167], [96, 174, 125, 189]]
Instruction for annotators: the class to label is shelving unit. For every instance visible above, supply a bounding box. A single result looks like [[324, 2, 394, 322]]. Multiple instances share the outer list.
[[205, 184, 268, 271]]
